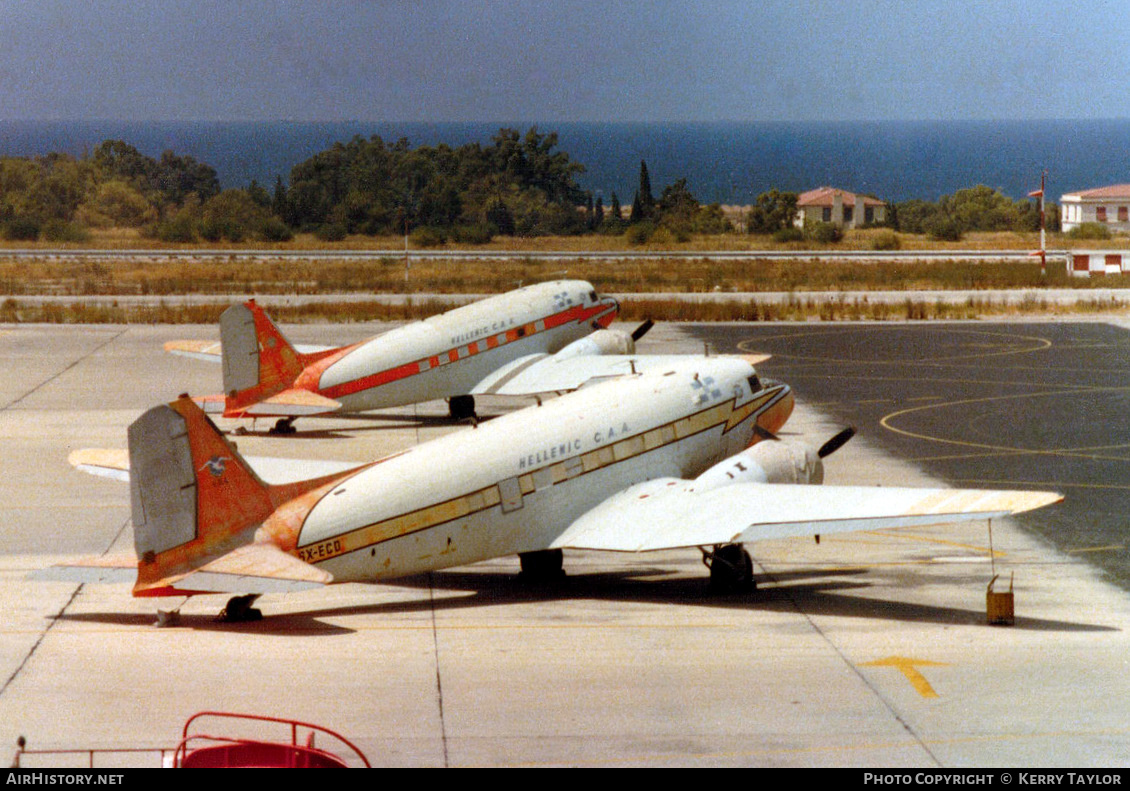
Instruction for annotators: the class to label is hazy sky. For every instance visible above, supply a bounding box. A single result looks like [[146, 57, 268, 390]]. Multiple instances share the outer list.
[[3, 0, 1128, 122]]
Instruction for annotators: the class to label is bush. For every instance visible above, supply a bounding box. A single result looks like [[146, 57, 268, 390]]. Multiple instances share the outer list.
[[924, 215, 963, 241], [41, 220, 91, 243], [450, 223, 493, 245], [869, 229, 901, 250], [315, 223, 347, 242], [150, 215, 197, 243], [773, 226, 804, 243], [804, 221, 842, 244], [3, 217, 41, 241], [1066, 222, 1112, 240], [260, 217, 294, 242], [625, 221, 655, 246], [409, 226, 447, 247]]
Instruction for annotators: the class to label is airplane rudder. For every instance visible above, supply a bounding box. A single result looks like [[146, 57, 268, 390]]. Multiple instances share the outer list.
[[221, 300, 305, 396], [128, 396, 273, 564]]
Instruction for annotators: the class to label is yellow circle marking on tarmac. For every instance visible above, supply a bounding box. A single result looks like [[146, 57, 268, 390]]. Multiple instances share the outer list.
[[736, 326, 1053, 366], [880, 388, 1130, 463]]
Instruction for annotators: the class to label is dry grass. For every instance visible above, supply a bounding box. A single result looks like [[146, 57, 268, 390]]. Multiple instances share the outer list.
[[4, 292, 1127, 325], [1, 252, 1112, 298]]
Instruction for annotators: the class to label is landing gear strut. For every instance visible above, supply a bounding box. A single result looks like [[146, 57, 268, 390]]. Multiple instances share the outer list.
[[216, 594, 263, 623], [448, 395, 477, 422], [703, 544, 755, 593], [518, 549, 565, 581]]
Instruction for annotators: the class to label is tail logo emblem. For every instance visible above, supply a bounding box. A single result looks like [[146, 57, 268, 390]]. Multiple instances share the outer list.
[[201, 456, 230, 478]]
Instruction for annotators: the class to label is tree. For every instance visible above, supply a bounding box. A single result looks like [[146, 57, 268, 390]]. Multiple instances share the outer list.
[[630, 160, 656, 222], [77, 180, 157, 228], [654, 178, 698, 239], [199, 189, 271, 242], [746, 189, 798, 234], [609, 192, 622, 221]]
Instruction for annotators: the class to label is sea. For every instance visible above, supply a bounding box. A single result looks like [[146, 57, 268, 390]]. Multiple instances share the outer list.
[[2, 119, 1129, 206]]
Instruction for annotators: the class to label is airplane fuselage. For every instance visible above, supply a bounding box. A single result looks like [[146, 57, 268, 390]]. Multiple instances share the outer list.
[[264, 357, 794, 581], [295, 281, 619, 412]]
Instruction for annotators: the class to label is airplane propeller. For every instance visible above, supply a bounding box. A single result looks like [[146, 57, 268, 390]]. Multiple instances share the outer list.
[[817, 426, 856, 459], [631, 319, 655, 342]]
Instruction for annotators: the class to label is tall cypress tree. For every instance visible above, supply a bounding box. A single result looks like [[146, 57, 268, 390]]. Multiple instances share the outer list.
[[637, 160, 655, 219]]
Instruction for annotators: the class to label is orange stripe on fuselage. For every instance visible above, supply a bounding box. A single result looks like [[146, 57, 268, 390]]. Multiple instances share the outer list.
[[315, 301, 615, 401]]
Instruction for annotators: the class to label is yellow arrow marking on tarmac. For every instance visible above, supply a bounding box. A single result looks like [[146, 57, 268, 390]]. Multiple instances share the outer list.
[[861, 656, 950, 698]]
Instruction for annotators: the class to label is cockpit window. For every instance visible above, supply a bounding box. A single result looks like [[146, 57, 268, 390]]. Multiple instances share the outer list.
[[748, 374, 762, 392], [589, 290, 598, 302]]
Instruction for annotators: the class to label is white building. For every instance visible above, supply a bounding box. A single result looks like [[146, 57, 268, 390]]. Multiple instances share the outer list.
[[794, 187, 886, 229], [1060, 184, 1130, 232]]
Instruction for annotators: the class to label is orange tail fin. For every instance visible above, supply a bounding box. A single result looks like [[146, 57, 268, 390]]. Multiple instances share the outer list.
[[129, 396, 365, 597], [129, 396, 276, 595], [220, 300, 309, 416]]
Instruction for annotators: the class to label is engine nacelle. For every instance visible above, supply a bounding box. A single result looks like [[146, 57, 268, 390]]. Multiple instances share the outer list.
[[693, 440, 823, 490], [553, 329, 636, 360]]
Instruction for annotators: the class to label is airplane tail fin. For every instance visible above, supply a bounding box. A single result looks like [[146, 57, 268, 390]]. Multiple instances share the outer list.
[[220, 300, 310, 416], [128, 395, 277, 595]]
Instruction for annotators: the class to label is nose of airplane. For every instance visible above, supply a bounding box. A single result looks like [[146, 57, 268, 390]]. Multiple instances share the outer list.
[[752, 382, 794, 440], [596, 294, 620, 328]]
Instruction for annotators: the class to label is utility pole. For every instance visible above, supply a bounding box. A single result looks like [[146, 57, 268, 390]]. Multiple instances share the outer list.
[[1028, 171, 1047, 278]]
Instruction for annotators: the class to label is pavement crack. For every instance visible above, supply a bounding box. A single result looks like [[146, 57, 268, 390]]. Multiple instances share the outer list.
[[1, 328, 127, 411], [428, 572, 450, 767]]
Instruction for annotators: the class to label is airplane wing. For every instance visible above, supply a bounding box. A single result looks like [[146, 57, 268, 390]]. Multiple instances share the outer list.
[[164, 339, 335, 362], [69, 448, 364, 485], [471, 353, 772, 396], [550, 479, 1063, 552]]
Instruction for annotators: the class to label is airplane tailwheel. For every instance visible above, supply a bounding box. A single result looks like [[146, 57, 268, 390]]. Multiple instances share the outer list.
[[449, 395, 477, 421], [706, 544, 755, 593], [216, 594, 263, 623], [518, 549, 565, 581]]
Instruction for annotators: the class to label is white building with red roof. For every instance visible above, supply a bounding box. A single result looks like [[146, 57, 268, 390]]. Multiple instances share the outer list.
[[1060, 184, 1130, 232], [794, 187, 887, 230]]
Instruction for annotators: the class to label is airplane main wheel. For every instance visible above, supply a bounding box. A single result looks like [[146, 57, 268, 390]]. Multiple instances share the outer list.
[[518, 549, 565, 581], [216, 594, 263, 622], [449, 395, 476, 421], [270, 418, 297, 435], [708, 544, 755, 593]]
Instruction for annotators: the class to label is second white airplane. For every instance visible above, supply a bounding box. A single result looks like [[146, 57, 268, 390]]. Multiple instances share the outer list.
[[166, 280, 660, 431]]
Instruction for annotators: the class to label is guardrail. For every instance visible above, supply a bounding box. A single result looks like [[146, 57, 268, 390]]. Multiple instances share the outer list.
[[0, 247, 1073, 263]]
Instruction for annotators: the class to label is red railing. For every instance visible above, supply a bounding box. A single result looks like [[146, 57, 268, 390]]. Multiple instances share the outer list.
[[173, 711, 370, 768], [11, 711, 370, 768]]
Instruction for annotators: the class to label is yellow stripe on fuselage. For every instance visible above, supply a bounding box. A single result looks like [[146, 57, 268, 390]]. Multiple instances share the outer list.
[[297, 385, 790, 563]]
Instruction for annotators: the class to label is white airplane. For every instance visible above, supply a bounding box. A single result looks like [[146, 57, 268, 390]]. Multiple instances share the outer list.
[[49, 355, 1061, 622], [165, 280, 657, 431]]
